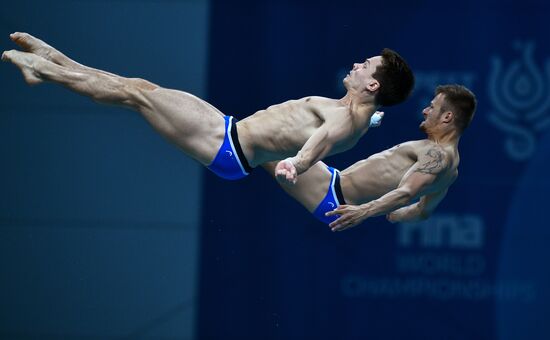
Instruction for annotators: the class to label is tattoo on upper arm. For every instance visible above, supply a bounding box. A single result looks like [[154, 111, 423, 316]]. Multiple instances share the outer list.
[[415, 147, 445, 174]]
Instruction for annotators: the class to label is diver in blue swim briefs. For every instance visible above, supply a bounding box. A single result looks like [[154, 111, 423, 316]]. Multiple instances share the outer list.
[[208, 114, 384, 180], [264, 85, 476, 232], [4, 33, 413, 183]]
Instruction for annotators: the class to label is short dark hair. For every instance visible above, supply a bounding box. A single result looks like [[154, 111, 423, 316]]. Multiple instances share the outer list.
[[435, 84, 477, 133], [371, 48, 415, 107]]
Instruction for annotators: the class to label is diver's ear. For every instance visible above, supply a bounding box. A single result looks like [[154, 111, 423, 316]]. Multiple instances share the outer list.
[[366, 79, 380, 93], [442, 110, 453, 123]]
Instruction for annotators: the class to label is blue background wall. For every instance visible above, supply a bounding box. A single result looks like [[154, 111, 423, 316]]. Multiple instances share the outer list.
[[198, 1, 549, 340], [1, 0, 549, 339]]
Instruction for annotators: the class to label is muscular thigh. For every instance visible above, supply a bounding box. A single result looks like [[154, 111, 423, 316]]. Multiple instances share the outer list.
[[136, 87, 226, 165]]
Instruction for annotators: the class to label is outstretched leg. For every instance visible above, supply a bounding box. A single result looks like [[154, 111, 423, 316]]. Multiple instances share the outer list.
[[2, 48, 225, 165], [9, 32, 118, 77], [8, 32, 227, 133]]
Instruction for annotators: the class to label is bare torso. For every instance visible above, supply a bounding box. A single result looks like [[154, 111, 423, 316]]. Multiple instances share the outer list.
[[266, 139, 460, 212], [341, 140, 459, 205], [237, 96, 373, 167]]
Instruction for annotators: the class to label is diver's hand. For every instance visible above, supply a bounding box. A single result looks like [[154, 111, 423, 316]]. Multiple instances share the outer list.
[[275, 158, 297, 185]]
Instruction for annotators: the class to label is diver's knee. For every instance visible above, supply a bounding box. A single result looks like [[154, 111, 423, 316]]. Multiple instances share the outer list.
[[128, 77, 159, 91]]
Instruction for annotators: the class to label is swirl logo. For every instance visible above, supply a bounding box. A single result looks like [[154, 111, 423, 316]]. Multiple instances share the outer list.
[[488, 41, 550, 161]]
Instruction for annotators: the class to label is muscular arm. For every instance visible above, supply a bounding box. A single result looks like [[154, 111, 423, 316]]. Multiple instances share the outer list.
[[290, 125, 337, 174], [327, 145, 450, 231], [386, 188, 448, 223], [289, 112, 382, 174], [275, 111, 383, 184], [274, 124, 347, 184]]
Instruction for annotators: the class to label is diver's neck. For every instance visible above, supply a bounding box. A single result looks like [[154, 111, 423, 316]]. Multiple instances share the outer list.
[[339, 93, 377, 115], [427, 129, 461, 146]]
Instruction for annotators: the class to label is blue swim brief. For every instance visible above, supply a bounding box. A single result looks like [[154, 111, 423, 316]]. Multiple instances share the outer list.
[[207, 116, 253, 180], [312, 166, 347, 224]]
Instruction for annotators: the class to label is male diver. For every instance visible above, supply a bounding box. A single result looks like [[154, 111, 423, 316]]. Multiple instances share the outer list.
[[2, 33, 413, 184], [263, 85, 476, 231]]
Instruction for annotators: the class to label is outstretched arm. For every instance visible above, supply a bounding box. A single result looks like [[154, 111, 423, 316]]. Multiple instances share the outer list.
[[275, 125, 334, 184], [386, 189, 448, 223], [275, 112, 384, 184], [326, 145, 450, 231]]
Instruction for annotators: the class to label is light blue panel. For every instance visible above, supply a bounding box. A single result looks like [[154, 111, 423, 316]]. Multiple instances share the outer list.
[[0, 0, 210, 338]]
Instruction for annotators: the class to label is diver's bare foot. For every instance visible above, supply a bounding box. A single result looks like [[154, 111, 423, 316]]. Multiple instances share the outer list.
[[2, 50, 43, 85], [10, 32, 58, 63]]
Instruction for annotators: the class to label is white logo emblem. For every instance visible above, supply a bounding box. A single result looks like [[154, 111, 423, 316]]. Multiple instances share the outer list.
[[226, 150, 233, 157], [328, 202, 335, 208], [488, 41, 550, 161]]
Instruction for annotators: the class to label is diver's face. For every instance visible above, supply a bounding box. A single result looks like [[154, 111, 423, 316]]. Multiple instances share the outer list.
[[420, 93, 446, 132], [343, 56, 382, 91]]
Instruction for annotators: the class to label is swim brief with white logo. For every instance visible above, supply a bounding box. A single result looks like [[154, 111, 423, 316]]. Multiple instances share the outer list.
[[312, 166, 347, 224], [207, 116, 253, 180]]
